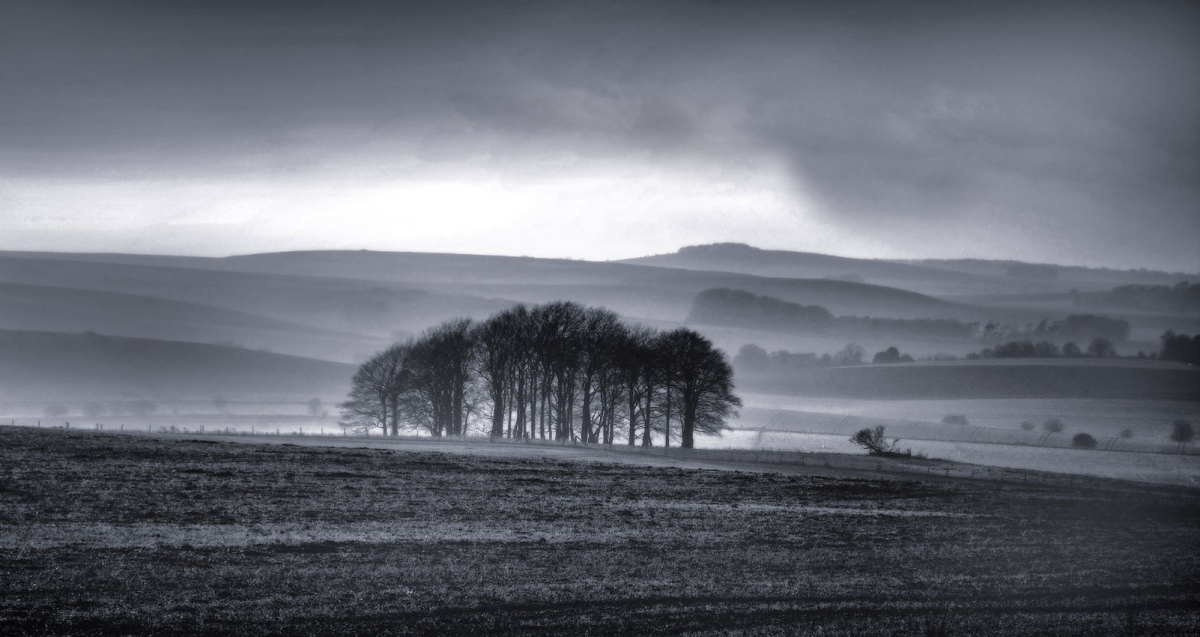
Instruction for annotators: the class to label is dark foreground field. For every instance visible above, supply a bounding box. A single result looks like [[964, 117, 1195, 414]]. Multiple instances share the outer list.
[[1, 427, 1198, 636]]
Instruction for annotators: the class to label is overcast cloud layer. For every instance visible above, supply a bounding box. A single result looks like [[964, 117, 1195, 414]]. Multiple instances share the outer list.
[[1, 0, 1197, 271]]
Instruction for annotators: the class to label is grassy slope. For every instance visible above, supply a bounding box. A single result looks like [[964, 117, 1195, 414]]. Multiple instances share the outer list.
[[0, 281, 382, 362], [622, 245, 1198, 337], [900, 256, 1193, 289], [1, 249, 1190, 383], [736, 359, 1200, 401], [220, 250, 970, 320], [0, 330, 353, 403], [621, 243, 1024, 296], [1, 427, 1196, 636], [0, 254, 514, 342]]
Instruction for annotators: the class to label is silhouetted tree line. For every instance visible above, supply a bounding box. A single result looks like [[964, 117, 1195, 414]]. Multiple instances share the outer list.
[[871, 346, 914, 364], [1081, 282, 1200, 315], [1160, 331, 1200, 365], [967, 337, 1115, 360], [340, 302, 741, 448], [733, 343, 866, 371], [689, 288, 975, 338]]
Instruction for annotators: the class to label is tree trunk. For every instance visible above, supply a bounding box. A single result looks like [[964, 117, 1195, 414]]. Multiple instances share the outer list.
[[664, 383, 671, 448], [681, 400, 696, 449], [490, 393, 505, 439], [516, 371, 527, 439], [641, 380, 654, 447]]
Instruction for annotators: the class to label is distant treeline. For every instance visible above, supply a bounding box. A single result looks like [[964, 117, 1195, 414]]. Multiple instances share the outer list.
[[1081, 282, 1200, 315], [1160, 331, 1200, 365], [967, 339, 1113, 360], [733, 343, 868, 371], [340, 301, 741, 448], [982, 315, 1131, 344], [967, 330, 1200, 362], [690, 288, 1131, 344], [689, 288, 975, 339]]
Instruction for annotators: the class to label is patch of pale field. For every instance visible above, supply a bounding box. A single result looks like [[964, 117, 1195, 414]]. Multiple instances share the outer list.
[[700, 430, 1200, 487], [740, 393, 1200, 437]]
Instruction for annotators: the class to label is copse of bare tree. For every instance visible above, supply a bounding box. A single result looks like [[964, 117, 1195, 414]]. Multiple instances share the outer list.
[[407, 318, 477, 437], [339, 343, 411, 435], [341, 302, 740, 447], [659, 328, 742, 449]]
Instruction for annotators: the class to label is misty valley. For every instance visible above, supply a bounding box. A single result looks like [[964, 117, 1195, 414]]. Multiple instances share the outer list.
[[2, 244, 1198, 634]]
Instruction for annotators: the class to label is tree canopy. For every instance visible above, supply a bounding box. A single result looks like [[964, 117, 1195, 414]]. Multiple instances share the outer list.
[[340, 302, 741, 448]]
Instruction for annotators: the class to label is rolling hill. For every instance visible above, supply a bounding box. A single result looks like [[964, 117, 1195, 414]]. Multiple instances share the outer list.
[[0, 281, 383, 362], [622, 243, 1197, 299], [735, 358, 1200, 401], [1, 247, 1193, 396], [622, 243, 1016, 296], [0, 330, 353, 404]]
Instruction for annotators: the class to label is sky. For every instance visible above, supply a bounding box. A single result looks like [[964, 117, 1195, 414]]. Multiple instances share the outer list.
[[1, 0, 1198, 272]]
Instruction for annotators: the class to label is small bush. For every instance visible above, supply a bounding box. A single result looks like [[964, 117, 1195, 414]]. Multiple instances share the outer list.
[[942, 414, 969, 426], [1043, 418, 1065, 434], [1119, 428, 1133, 439], [850, 426, 902, 456], [1020, 421, 1036, 431], [1170, 420, 1194, 445], [1072, 433, 1097, 449]]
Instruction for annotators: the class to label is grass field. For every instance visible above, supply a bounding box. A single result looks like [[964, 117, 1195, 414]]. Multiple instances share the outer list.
[[730, 394, 1200, 486], [2, 426, 1198, 636]]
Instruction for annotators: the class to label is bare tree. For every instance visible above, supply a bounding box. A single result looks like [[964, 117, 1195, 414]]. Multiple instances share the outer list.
[[536, 302, 586, 442], [577, 307, 626, 444], [346, 301, 742, 449], [615, 325, 656, 446], [850, 426, 899, 455], [408, 318, 476, 437], [1170, 419, 1194, 450], [659, 328, 741, 448], [339, 343, 410, 435], [476, 306, 527, 439]]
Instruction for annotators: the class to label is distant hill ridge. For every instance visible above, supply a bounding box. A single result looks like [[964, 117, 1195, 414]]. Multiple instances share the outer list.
[[622, 243, 1189, 296]]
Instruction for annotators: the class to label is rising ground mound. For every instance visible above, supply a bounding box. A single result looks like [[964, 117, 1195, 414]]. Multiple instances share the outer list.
[[1, 426, 1197, 636]]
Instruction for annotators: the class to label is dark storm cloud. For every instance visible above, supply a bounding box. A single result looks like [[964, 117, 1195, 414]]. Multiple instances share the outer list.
[[1, 0, 1197, 269]]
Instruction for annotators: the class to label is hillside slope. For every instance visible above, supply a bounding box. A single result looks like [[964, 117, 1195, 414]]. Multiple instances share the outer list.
[[623, 243, 1195, 298], [0, 330, 353, 403], [0, 282, 381, 362], [736, 359, 1200, 401], [621, 243, 1028, 296]]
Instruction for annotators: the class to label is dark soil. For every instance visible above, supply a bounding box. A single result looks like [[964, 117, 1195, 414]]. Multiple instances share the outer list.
[[1, 426, 1197, 636]]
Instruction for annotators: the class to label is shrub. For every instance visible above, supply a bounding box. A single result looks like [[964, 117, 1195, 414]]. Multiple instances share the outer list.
[[1119, 428, 1133, 439], [942, 414, 969, 426], [1020, 421, 1036, 431], [1072, 433, 1097, 449], [850, 426, 900, 455], [873, 346, 914, 364], [1043, 418, 1065, 434], [1170, 420, 1195, 445], [1087, 336, 1116, 358]]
